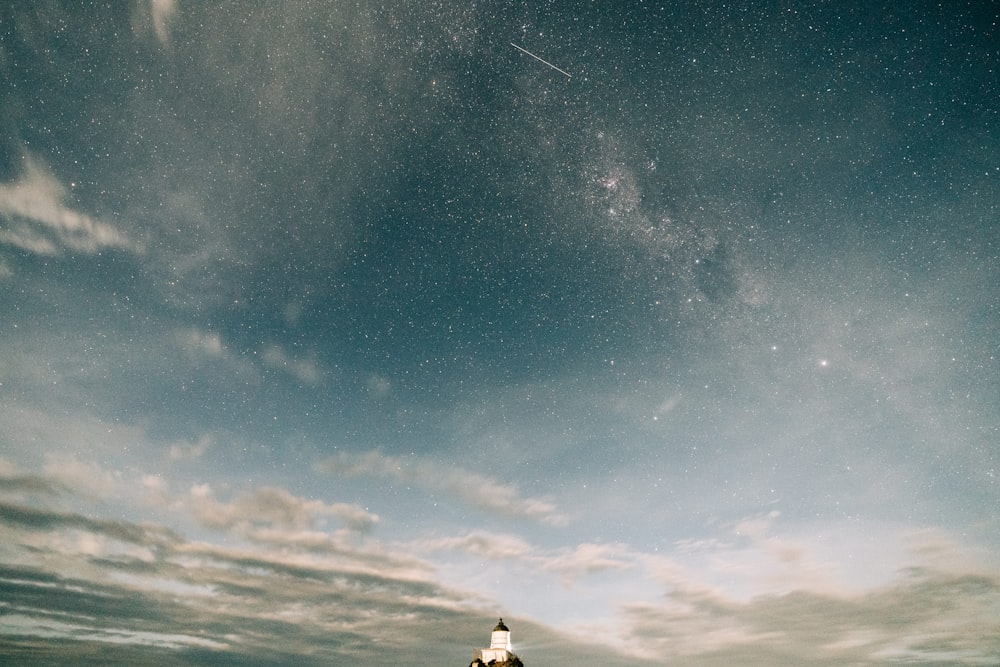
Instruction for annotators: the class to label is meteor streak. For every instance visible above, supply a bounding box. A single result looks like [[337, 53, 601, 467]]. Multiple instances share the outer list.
[[510, 42, 572, 78]]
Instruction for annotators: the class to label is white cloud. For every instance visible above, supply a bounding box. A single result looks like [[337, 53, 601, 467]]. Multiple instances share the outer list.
[[0, 155, 139, 256], [315, 451, 567, 526], [42, 454, 121, 500], [2, 461, 998, 665], [167, 434, 212, 462], [185, 484, 378, 536], [0, 458, 20, 476], [260, 344, 324, 386], [168, 327, 261, 388], [0, 478, 496, 665], [0, 403, 147, 471], [366, 373, 392, 397], [607, 517, 1000, 663], [620, 564, 1000, 664], [175, 327, 226, 358], [417, 531, 536, 562], [145, 0, 177, 46], [540, 542, 635, 579], [141, 473, 170, 507], [414, 532, 635, 586]]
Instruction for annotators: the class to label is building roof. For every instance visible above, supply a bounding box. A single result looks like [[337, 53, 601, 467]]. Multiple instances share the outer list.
[[493, 618, 509, 632]]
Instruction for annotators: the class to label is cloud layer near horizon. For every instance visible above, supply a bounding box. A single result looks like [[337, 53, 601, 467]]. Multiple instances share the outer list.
[[2, 459, 998, 665]]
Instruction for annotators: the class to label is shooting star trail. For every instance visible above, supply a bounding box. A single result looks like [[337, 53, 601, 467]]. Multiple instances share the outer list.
[[510, 42, 572, 78]]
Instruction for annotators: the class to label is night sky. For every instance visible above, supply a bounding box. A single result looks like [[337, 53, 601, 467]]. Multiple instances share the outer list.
[[1, 1, 998, 664]]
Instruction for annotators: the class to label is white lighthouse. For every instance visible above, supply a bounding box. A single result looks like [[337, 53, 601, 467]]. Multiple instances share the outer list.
[[489, 618, 512, 654], [472, 618, 519, 665]]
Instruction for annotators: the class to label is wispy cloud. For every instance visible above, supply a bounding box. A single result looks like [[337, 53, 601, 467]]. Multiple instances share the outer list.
[[175, 327, 226, 359], [41, 454, 121, 500], [2, 457, 998, 665], [0, 509, 460, 664], [417, 531, 635, 583], [411, 513, 1000, 664], [167, 434, 212, 462], [0, 155, 139, 257], [0, 498, 181, 554], [620, 567, 1000, 664], [0, 404, 149, 472], [314, 451, 567, 526], [0, 465, 642, 665], [260, 344, 324, 386], [0, 459, 63, 497], [417, 530, 537, 561], [185, 483, 378, 536], [611, 516, 1000, 664], [150, 0, 177, 46]]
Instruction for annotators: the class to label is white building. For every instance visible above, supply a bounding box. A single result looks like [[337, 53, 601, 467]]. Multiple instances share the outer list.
[[472, 618, 517, 665]]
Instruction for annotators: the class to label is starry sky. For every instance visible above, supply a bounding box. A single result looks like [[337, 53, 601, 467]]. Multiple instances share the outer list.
[[1, 1, 998, 664]]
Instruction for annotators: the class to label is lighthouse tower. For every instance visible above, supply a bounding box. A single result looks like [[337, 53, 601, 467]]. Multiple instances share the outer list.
[[472, 618, 519, 665], [489, 618, 512, 653]]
